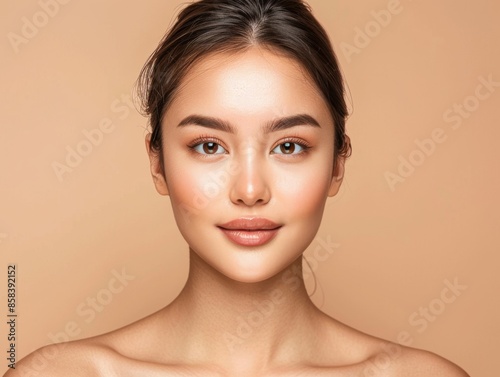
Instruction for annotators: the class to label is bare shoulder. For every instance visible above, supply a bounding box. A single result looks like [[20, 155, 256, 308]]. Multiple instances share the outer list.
[[3, 340, 116, 377], [362, 340, 470, 377], [321, 317, 470, 377], [391, 346, 470, 377], [3, 310, 168, 377], [3, 333, 217, 377]]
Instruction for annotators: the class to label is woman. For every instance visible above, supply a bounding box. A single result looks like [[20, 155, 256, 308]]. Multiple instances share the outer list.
[[7, 0, 470, 376]]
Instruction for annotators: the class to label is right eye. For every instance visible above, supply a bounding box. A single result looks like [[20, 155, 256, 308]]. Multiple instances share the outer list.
[[191, 141, 227, 155]]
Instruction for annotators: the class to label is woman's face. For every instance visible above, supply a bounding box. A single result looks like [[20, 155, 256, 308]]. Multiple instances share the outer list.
[[146, 46, 345, 283]]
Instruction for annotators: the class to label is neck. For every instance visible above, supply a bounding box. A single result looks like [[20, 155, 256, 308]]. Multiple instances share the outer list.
[[163, 247, 327, 373]]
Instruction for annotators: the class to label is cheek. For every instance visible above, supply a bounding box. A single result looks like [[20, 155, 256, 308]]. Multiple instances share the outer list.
[[164, 154, 225, 213], [274, 162, 331, 218]]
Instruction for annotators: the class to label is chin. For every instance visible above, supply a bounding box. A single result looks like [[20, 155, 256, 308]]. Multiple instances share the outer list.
[[211, 250, 301, 284], [222, 269, 278, 284]]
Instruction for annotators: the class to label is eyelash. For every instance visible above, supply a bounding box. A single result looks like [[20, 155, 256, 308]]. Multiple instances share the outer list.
[[187, 135, 312, 158], [271, 137, 312, 156], [187, 135, 227, 158]]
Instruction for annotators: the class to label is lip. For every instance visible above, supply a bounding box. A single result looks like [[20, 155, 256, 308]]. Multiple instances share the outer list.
[[217, 217, 282, 247]]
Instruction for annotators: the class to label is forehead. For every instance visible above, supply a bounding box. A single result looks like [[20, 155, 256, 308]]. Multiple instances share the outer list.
[[166, 46, 332, 126]]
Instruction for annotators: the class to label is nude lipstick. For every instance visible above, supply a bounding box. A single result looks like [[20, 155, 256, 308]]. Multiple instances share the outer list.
[[217, 217, 282, 247]]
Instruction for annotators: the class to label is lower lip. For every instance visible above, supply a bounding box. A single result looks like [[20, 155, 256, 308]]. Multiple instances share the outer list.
[[218, 227, 281, 247]]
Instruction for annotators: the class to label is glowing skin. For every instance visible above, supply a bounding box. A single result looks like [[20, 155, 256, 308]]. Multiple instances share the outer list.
[[147, 46, 344, 284], [10, 46, 470, 377]]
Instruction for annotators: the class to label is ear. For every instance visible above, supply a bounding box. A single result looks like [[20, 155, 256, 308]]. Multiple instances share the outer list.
[[145, 133, 169, 196], [328, 155, 345, 197]]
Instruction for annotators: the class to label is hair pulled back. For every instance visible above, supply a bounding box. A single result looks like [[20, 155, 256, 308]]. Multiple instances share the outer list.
[[137, 0, 352, 173]]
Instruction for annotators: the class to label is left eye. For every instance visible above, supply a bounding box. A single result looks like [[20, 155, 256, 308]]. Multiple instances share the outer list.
[[272, 142, 305, 155], [192, 142, 227, 155]]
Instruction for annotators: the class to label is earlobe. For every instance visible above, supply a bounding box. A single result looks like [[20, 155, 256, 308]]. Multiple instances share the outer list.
[[145, 133, 169, 196], [328, 157, 345, 197]]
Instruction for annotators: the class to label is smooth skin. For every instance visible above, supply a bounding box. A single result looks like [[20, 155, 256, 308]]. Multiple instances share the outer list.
[[5, 46, 470, 377]]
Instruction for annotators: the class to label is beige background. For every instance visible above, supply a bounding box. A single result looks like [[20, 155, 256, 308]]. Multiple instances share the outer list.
[[1, 0, 499, 375]]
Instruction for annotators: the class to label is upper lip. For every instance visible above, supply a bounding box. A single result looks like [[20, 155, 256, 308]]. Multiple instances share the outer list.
[[217, 217, 282, 230]]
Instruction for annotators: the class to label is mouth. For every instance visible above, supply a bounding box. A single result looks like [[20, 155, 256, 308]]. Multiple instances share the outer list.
[[217, 217, 282, 247]]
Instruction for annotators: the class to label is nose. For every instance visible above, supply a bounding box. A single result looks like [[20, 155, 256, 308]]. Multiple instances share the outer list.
[[229, 147, 271, 207]]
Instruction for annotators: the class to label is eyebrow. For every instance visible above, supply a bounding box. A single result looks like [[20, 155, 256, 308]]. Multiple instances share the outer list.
[[177, 113, 321, 134]]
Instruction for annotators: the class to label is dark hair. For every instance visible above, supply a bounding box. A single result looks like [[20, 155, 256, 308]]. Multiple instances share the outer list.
[[137, 0, 352, 174]]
